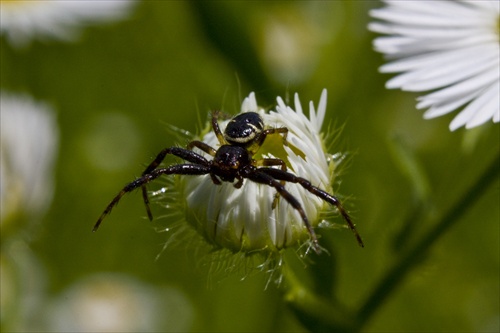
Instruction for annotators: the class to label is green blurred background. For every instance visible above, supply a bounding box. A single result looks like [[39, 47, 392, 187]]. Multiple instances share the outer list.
[[1, 1, 498, 332]]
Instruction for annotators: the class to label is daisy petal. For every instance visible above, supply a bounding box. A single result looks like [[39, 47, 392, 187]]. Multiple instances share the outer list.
[[421, 70, 498, 103], [422, 89, 482, 119], [450, 82, 500, 130], [465, 82, 500, 129]]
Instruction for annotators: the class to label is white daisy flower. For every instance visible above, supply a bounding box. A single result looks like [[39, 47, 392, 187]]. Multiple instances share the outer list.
[[369, 0, 500, 131], [0, 0, 136, 47], [0, 91, 59, 223], [180, 89, 360, 253]]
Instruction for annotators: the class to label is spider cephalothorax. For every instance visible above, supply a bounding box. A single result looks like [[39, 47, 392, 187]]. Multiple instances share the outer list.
[[94, 111, 364, 254]]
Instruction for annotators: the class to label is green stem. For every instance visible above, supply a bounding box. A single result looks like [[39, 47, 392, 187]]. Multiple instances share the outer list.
[[282, 264, 358, 332], [356, 152, 499, 328]]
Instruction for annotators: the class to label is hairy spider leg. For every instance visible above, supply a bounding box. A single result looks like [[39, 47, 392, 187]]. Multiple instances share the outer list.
[[244, 168, 321, 253], [258, 167, 364, 247], [187, 141, 217, 156], [254, 158, 287, 170], [186, 140, 222, 185], [210, 110, 227, 145], [139, 147, 210, 221], [94, 164, 210, 232], [254, 158, 287, 209]]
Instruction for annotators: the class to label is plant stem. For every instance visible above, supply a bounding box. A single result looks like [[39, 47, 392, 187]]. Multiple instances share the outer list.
[[282, 264, 358, 332], [356, 152, 499, 328]]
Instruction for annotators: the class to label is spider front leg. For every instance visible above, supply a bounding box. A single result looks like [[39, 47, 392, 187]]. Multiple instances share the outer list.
[[140, 147, 210, 220], [187, 140, 217, 156], [210, 110, 227, 146], [258, 167, 364, 247], [94, 164, 210, 232], [187, 141, 221, 186], [248, 127, 289, 155]]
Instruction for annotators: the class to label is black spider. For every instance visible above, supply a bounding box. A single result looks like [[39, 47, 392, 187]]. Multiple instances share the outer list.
[[93, 111, 364, 253]]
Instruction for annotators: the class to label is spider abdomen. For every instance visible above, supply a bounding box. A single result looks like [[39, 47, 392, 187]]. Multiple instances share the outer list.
[[223, 112, 264, 147]]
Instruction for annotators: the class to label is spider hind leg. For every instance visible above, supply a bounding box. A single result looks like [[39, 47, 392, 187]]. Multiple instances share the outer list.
[[254, 158, 288, 209], [245, 169, 322, 254], [258, 167, 364, 248]]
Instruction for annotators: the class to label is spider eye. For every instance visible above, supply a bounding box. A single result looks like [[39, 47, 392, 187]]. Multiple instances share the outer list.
[[224, 112, 264, 146]]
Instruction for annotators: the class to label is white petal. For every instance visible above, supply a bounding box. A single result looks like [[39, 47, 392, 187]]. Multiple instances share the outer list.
[[465, 82, 500, 129], [316, 89, 328, 131], [417, 84, 483, 110], [372, 23, 487, 40], [308, 101, 317, 133], [402, 56, 498, 92], [294, 93, 304, 115], [241, 92, 257, 112], [276, 96, 287, 113], [370, 5, 488, 27], [380, 44, 493, 73], [373, 36, 416, 54], [461, 0, 500, 13], [368, 22, 394, 35], [418, 69, 498, 104], [422, 89, 482, 118], [449, 82, 500, 130], [383, 0, 496, 21], [383, 0, 483, 17]]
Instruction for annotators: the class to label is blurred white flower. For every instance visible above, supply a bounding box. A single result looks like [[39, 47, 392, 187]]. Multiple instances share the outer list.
[[369, 0, 500, 131], [0, 91, 59, 222], [182, 89, 349, 253], [46, 274, 193, 332], [259, 3, 336, 84], [0, 0, 136, 47]]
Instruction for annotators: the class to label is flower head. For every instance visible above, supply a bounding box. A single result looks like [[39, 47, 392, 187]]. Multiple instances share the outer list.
[[369, 0, 500, 131], [178, 89, 347, 254], [0, 0, 136, 47]]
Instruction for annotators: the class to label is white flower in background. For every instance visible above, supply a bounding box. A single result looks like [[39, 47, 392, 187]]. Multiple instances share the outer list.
[[46, 274, 193, 332], [369, 0, 500, 131], [0, 0, 136, 47], [181, 89, 347, 253], [0, 91, 59, 223]]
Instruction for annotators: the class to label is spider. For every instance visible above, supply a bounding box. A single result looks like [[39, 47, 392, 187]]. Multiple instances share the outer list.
[[93, 111, 364, 253]]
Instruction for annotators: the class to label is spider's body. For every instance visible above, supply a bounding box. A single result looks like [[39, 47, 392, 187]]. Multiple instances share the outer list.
[[94, 111, 363, 253], [211, 145, 251, 183], [223, 112, 264, 147]]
